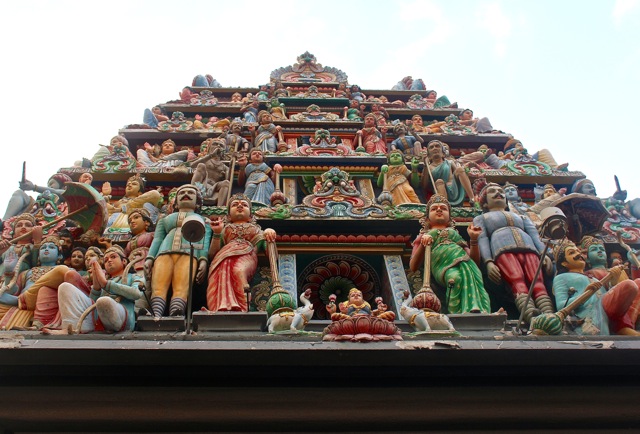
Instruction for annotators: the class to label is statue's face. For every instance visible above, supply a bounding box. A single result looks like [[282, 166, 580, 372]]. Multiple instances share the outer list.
[[364, 116, 375, 127], [176, 187, 198, 211], [162, 140, 175, 155], [103, 251, 126, 276], [125, 179, 141, 196], [389, 152, 404, 166], [249, 150, 263, 164], [111, 137, 124, 147], [228, 199, 251, 222], [587, 243, 607, 267], [580, 182, 597, 196], [128, 212, 149, 235], [70, 250, 85, 269], [562, 245, 586, 271], [85, 249, 103, 268], [504, 186, 520, 203], [13, 219, 34, 238], [79, 173, 93, 184], [39, 241, 59, 264], [412, 116, 423, 126], [429, 202, 450, 226], [460, 110, 473, 121], [348, 290, 363, 305], [427, 141, 443, 158], [485, 185, 507, 210]]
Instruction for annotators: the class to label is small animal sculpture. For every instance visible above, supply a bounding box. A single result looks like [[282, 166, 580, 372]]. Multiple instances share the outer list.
[[400, 290, 455, 332], [266, 289, 315, 333]]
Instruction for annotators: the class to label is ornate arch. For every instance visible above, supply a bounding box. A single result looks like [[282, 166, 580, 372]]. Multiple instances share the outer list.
[[298, 254, 381, 320]]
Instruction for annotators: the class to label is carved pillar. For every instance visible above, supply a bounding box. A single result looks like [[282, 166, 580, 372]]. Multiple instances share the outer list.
[[383, 255, 411, 316], [278, 254, 298, 308], [357, 179, 375, 201], [283, 178, 297, 205]]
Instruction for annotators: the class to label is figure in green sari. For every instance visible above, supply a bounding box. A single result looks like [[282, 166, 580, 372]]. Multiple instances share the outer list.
[[409, 195, 491, 314]]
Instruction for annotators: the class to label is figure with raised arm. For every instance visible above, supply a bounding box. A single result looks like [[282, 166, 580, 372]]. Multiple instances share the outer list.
[[378, 151, 421, 205]]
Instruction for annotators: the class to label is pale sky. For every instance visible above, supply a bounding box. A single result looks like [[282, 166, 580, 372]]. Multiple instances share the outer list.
[[1, 0, 639, 212]]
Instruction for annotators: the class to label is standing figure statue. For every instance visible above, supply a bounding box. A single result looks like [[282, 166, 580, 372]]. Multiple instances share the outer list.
[[145, 184, 212, 318], [355, 114, 387, 154], [422, 140, 475, 207], [206, 194, 277, 312], [250, 111, 282, 153], [410, 195, 491, 314], [378, 151, 421, 205], [237, 149, 283, 206], [224, 121, 250, 153], [473, 182, 554, 323]]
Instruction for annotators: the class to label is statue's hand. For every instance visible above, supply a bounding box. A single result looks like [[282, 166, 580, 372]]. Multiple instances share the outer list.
[[487, 261, 502, 284], [420, 234, 433, 247], [144, 258, 154, 281], [196, 259, 207, 284], [467, 224, 482, 240], [19, 179, 35, 192], [542, 255, 553, 275], [273, 164, 283, 174], [411, 158, 420, 170], [380, 165, 389, 174], [210, 218, 224, 235], [263, 228, 277, 243]]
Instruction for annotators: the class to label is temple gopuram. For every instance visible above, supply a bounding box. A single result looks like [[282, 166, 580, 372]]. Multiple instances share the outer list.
[[1, 53, 639, 432]]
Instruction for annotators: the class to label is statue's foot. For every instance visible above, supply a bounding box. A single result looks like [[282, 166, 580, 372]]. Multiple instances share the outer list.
[[42, 327, 68, 335], [617, 327, 640, 336]]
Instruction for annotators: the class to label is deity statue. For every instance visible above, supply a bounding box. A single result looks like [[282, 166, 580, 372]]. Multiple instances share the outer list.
[[409, 195, 491, 314], [249, 111, 283, 153], [425, 90, 456, 109], [332, 83, 348, 98], [142, 106, 170, 128], [472, 182, 554, 323], [0, 214, 43, 319], [390, 123, 424, 157], [552, 240, 640, 335], [190, 140, 231, 206], [206, 194, 277, 312], [355, 114, 387, 154], [237, 149, 283, 206], [267, 98, 286, 120], [422, 140, 475, 207], [2, 173, 70, 223], [378, 151, 421, 205], [241, 98, 259, 123], [123, 208, 155, 257], [0, 232, 55, 329], [145, 185, 212, 318], [104, 174, 162, 237], [137, 139, 191, 168], [347, 85, 366, 102], [323, 288, 401, 342], [343, 100, 365, 121]]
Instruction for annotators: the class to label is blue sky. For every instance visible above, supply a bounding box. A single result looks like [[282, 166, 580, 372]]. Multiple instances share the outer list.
[[0, 0, 638, 212]]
